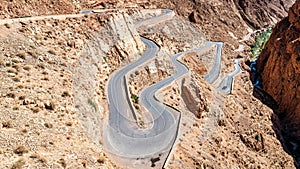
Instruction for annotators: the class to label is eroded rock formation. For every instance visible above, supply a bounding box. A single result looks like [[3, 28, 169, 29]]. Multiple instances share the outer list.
[[257, 0, 300, 152]]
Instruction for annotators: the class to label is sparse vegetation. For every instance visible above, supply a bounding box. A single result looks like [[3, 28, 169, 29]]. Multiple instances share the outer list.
[[13, 146, 28, 155], [23, 65, 32, 71], [7, 67, 17, 74], [205, 106, 210, 112], [13, 63, 22, 71], [97, 156, 106, 164], [251, 27, 272, 61], [18, 28, 25, 33], [11, 158, 25, 169], [4, 23, 11, 29], [0, 9, 117, 168], [134, 104, 140, 110], [131, 93, 139, 104], [16, 51, 27, 60], [65, 121, 72, 126], [11, 58, 20, 63], [5, 62, 11, 67], [62, 91, 71, 97], [29, 153, 47, 163], [44, 99, 56, 110], [38, 156, 47, 163], [58, 158, 67, 168], [138, 119, 145, 127], [34, 34, 42, 40], [48, 49, 56, 55], [27, 50, 37, 57], [103, 56, 107, 62], [99, 85, 104, 91], [31, 107, 40, 113], [44, 122, 53, 128], [88, 98, 97, 111], [2, 121, 13, 128], [13, 106, 19, 110], [12, 76, 21, 82]]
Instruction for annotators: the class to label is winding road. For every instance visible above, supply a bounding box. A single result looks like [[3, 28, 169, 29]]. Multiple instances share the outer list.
[[104, 8, 242, 162], [104, 10, 179, 158], [204, 42, 223, 84], [104, 40, 232, 158], [104, 37, 180, 157], [0, 7, 243, 167]]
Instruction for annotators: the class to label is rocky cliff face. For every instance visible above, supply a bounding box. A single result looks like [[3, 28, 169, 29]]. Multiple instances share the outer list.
[[257, 0, 300, 159], [234, 0, 295, 28], [74, 11, 144, 147], [142, 0, 294, 45]]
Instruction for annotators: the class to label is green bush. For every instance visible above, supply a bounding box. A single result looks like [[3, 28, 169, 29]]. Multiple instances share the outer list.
[[205, 106, 210, 112], [88, 98, 97, 111], [131, 93, 139, 104], [251, 28, 272, 58], [103, 57, 107, 62]]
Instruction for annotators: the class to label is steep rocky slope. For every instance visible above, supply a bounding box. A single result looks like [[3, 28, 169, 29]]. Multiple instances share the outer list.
[[0, 0, 298, 168], [233, 0, 295, 28], [93, 0, 294, 45], [0, 10, 144, 168], [257, 0, 300, 164], [163, 51, 295, 169], [0, 0, 81, 19]]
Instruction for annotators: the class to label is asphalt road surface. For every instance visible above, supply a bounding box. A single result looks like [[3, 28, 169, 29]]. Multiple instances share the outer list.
[[104, 9, 179, 157], [105, 37, 179, 157], [204, 42, 224, 84], [217, 58, 242, 94]]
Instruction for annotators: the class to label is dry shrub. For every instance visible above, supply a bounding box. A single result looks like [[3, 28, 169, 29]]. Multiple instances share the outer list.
[[13, 146, 28, 155], [11, 158, 25, 169]]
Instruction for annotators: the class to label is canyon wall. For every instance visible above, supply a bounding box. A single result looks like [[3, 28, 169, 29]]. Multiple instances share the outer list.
[[140, 0, 295, 47], [257, 0, 300, 145], [234, 0, 295, 28]]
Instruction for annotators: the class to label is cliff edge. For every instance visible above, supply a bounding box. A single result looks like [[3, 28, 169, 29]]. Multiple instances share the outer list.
[[257, 0, 300, 163]]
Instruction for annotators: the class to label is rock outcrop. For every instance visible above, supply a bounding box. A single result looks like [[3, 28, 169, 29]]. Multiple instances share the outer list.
[[73, 11, 145, 145], [257, 0, 300, 158]]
